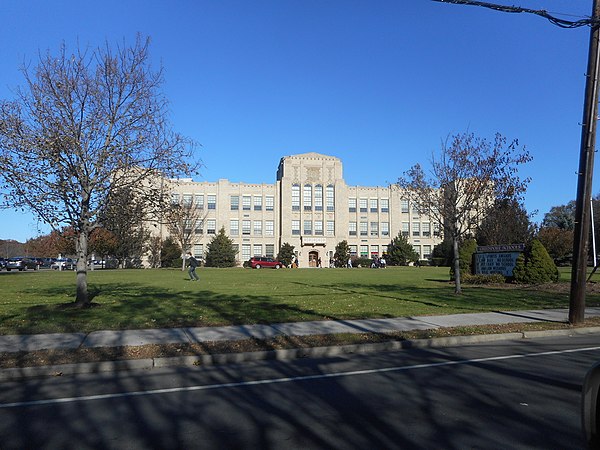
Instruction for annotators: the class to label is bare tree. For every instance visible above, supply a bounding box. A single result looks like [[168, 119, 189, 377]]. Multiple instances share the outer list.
[[163, 196, 209, 270], [0, 36, 198, 306], [398, 132, 531, 294]]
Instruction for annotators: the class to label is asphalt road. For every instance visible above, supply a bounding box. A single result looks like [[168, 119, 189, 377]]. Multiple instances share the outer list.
[[1, 334, 599, 449]]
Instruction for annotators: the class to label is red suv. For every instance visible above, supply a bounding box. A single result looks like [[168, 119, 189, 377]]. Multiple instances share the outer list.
[[249, 257, 282, 269]]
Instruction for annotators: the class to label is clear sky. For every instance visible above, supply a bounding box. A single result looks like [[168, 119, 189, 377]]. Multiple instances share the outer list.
[[0, 0, 596, 242]]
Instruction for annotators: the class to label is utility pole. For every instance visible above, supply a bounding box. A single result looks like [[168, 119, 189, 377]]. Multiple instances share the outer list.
[[570, 0, 600, 325]]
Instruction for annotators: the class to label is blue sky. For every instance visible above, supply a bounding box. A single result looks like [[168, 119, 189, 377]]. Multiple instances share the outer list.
[[0, 0, 596, 241]]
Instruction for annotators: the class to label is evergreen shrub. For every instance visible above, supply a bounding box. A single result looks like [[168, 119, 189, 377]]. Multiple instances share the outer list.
[[512, 239, 559, 283], [450, 239, 477, 280]]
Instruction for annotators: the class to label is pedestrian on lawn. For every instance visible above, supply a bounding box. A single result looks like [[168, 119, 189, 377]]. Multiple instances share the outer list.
[[187, 252, 200, 281]]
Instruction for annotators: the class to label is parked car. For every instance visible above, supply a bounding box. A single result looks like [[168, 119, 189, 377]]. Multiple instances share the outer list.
[[39, 257, 56, 268], [248, 257, 282, 269], [50, 258, 76, 270], [0, 257, 6, 270], [6, 257, 39, 271]]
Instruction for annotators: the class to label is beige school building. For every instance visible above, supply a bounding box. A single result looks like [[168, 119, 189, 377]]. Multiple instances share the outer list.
[[163, 152, 441, 267]]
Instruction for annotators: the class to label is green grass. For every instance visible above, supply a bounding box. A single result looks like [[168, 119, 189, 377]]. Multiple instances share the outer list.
[[1, 266, 599, 335]]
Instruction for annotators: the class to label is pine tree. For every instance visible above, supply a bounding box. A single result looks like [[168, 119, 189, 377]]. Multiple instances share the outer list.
[[277, 243, 295, 267], [387, 233, 419, 266], [334, 240, 350, 267], [513, 239, 559, 283], [204, 227, 238, 268]]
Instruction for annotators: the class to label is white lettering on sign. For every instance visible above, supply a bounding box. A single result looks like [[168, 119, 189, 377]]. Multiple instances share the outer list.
[[474, 252, 520, 276]]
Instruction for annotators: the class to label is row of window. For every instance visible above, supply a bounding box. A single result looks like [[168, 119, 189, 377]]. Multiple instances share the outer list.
[[186, 218, 440, 239], [401, 222, 441, 238], [172, 193, 277, 212], [292, 184, 335, 212], [348, 198, 390, 213], [174, 193, 431, 217], [349, 221, 390, 237], [349, 244, 432, 259], [230, 195, 275, 211], [192, 242, 433, 262], [192, 243, 277, 260]]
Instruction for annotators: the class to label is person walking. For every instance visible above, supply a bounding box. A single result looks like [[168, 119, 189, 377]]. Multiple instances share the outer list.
[[186, 252, 200, 281]]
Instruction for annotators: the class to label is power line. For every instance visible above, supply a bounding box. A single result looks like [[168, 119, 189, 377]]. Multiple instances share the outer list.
[[432, 0, 598, 28]]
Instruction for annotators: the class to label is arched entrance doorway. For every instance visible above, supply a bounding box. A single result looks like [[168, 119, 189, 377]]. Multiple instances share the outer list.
[[308, 251, 319, 268]]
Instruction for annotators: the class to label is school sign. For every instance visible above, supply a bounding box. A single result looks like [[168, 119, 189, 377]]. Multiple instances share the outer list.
[[474, 244, 525, 277]]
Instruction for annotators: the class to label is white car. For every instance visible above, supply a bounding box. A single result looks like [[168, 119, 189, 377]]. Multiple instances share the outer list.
[[51, 258, 76, 270]]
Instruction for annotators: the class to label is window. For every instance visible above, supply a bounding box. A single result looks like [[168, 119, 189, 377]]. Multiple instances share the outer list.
[[326, 220, 335, 236], [206, 219, 216, 234], [253, 244, 262, 257], [423, 245, 432, 259], [412, 202, 420, 215], [292, 184, 300, 211], [314, 185, 323, 211], [349, 222, 357, 236], [413, 245, 421, 259], [171, 193, 180, 204], [412, 222, 420, 237], [193, 244, 203, 259], [183, 194, 192, 206], [433, 223, 441, 237], [359, 198, 367, 213], [326, 185, 335, 212], [370, 222, 378, 237], [304, 220, 312, 235], [253, 220, 262, 236], [349, 198, 356, 213], [253, 196, 262, 211], [304, 184, 312, 211], [265, 196, 274, 211], [381, 198, 389, 213], [360, 222, 368, 236], [265, 244, 275, 258], [402, 222, 410, 237], [422, 222, 431, 237], [401, 199, 409, 213], [242, 244, 251, 262], [242, 196, 251, 210], [314, 220, 323, 236], [184, 218, 192, 233], [349, 245, 358, 256], [242, 220, 251, 235], [207, 195, 216, 210], [195, 219, 203, 234], [230, 195, 239, 211], [194, 194, 204, 209], [230, 219, 239, 236], [292, 220, 300, 235], [381, 222, 389, 237], [232, 244, 239, 257], [265, 220, 274, 236], [360, 245, 368, 258], [371, 245, 379, 257], [370, 199, 378, 213]]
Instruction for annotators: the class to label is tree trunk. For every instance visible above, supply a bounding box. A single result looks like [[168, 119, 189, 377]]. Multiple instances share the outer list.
[[453, 236, 462, 294], [75, 231, 90, 307]]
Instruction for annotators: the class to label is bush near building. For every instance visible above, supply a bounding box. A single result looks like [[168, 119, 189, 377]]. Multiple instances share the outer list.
[[512, 239, 559, 284], [450, 239, 477, 281], [277, 243, 295, 267], [204, 227, 238, 268]]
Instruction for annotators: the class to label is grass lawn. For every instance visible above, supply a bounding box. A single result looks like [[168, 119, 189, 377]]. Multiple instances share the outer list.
[[1, 266, 599, 335]]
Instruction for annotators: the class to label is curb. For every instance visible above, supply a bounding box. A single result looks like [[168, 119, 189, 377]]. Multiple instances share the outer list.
[[2, 327, 600, 382]]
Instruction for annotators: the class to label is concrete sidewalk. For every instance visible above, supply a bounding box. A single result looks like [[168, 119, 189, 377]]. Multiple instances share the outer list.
[[2, 307, 600, 353]]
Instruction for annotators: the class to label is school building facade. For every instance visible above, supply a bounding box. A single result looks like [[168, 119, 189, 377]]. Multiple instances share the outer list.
[[163, 152, 442, 267]]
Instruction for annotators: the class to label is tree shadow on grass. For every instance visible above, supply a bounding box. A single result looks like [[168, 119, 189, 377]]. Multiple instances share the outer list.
[[2, 281, 332, 335]]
